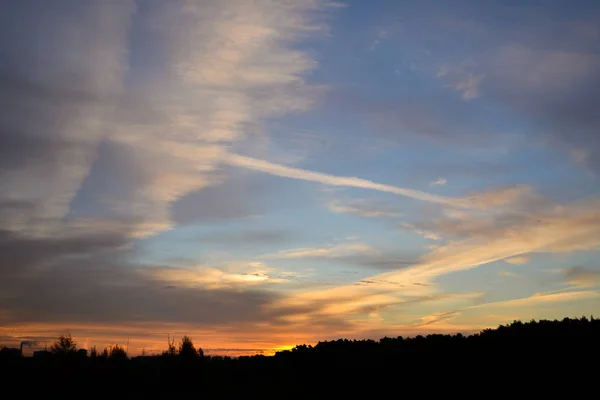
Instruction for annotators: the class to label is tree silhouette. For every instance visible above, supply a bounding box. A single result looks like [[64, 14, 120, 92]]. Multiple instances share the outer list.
[[178, 335, 199, 358], [50, 334, 77, 355], [163, 335, 177, 357]]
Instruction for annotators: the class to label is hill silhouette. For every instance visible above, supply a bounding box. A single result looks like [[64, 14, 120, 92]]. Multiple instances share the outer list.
[[1, 316, 598, 396]]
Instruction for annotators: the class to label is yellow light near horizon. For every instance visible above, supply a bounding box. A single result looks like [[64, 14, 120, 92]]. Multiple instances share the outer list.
[[265, 344, 296, 355]]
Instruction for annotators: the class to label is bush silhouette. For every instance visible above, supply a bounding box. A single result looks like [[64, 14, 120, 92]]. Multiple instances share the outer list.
[[107, 344, 128, 361]]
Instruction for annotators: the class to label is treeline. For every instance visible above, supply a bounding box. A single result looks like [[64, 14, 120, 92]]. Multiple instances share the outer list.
[[1, 317, 598, 395], [276, 316, 600, 360]]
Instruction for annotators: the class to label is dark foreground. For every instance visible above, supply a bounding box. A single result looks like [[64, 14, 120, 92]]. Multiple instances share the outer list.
[[1, 317, 599, 396]]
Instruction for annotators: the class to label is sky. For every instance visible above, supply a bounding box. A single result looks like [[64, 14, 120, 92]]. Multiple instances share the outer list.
[[1, 0, 600, 356]]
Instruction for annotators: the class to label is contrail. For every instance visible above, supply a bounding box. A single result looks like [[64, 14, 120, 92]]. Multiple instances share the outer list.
[[224, 153, 465, 207]]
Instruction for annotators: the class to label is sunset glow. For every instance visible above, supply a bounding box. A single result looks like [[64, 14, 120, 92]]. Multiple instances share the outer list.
[[1, 0, 599, 356]]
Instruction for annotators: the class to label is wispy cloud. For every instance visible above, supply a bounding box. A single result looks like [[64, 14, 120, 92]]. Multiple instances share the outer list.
[[369, 26, 391, 51], [100, 0, 333, 237], [286, 195, 600, 317], [326, 198, 402, 218], [151, 262, 290, 289], [399, 222, 442, 241], [378, 197, 600, 288], [430, 177, 447, 186], [504, 255, 530, 265], [498, 270, 520, 278], [472, 290, 600, 310], [417, 289, 600, 331], [563, 267, 600, 288], [0, 0, 333, 239], [494, 44, 599, 92], [436, 63, 483, 100], [453, 73, 484, 100], [261, 242, 379, 260], [225, 153, 463, 206], [199, 229, 295, 246], [416, 311, 461, 327]]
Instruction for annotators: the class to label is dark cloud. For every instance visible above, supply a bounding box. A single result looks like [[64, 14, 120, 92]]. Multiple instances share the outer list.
[[0, 1, 321, 333], [563, 266, 600, 287], [170, 168, 307, 224], [0, 229, 283, 326], [0, 1, 131, 173], [171, 173, 272, 223], [0, 228, 128, 278], [0, 59, 99, 174]]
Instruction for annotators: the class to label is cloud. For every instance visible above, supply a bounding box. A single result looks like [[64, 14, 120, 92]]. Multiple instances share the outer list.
[[225, 153, 464, 207], [416, 311, 461, 327], [0, 0, 335, 239], [199, 229, 296, 246], [498, 270, 520, 278], [100, 0, 334, 237], [504, 255, 530, 265], [418, 289, 600, 332], [0, 0, 350, 354], [261, 242, 380, 260], [436, 61, 483, 100], [0, 0, 135, 236], [0, 228, 280, 325], [352, 258, 416, 271], [472, 290, 600, 310], [150, 262, 290, 290], [0, 221, 356, 355], [563, 267, 600, 288], [326, 198, 402, 218], [370, 26, 391, 51], [3, 0, 600, 355], [443, 73, 483, 100], [373, 197, 600, 292], [270, 287, 483, 327], [169, 169, 296, 225], [494, 44, 598, 92], [464, 184, 541, 210], [399, 222, 442, 241], [453, 73, 483, 100], [169, 0, 331, 139], [430, 177, 447, 186], [259, 241, 416, 272], [396, 185, 554, 244], [481, 41, 600, 171], [282, 194, 600, 319]]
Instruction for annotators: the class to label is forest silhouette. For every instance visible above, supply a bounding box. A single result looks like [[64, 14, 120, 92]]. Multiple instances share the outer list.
[[1, 316, 598, 395]]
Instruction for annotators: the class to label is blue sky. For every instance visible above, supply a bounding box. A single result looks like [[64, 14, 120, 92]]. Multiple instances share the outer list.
[[1, 0, 599, 355]]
